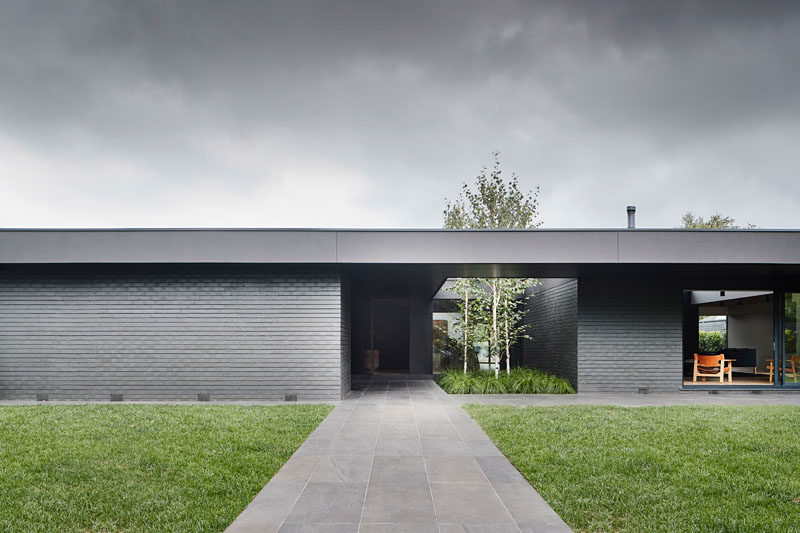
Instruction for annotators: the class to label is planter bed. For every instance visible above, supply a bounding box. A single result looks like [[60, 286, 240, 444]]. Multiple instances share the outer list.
[[437, 367, 575, 394]]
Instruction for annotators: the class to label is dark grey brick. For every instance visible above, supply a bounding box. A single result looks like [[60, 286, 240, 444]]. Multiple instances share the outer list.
[[577, 280, 683, 392], [0, 271, 347, 400], [523, 279, 578, 388]]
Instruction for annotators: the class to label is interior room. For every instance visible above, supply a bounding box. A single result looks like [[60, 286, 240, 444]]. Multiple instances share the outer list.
[[683, 290, 775, 386]]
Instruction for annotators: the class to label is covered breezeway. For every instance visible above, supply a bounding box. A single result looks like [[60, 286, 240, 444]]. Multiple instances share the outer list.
[[1, 228, 799, 400]]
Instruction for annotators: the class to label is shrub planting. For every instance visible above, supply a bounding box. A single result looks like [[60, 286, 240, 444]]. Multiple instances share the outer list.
[[437, 367, 575, 394]]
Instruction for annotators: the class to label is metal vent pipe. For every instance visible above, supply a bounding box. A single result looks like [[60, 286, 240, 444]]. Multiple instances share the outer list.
[[627, 205, 636, 229]]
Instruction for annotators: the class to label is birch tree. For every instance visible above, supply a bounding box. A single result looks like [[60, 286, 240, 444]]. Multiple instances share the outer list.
[[497, 278, 539, 374], [443, 152, 541, 230], [442, 152, 542, 374], [488, 278, 501, 370], [451, 278, 484, 373]]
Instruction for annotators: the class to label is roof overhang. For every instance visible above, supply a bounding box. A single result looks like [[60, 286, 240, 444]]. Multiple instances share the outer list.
[[2, 228, 799, 266]]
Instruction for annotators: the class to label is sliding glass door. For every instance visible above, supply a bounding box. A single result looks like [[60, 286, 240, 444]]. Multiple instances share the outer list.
[[681, 291, 800, 388], [783, 293, 800, 386]]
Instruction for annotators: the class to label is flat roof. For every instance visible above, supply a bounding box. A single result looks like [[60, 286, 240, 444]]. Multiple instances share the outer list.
[[1, 228, 800, 265]]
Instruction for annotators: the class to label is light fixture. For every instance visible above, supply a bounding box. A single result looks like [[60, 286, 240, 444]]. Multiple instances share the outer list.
[[720, 290, 726, 297]]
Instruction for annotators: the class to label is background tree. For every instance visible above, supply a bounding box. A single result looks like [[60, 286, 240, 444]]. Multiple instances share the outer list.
[[681, 211, 755, 229], [699, 331, 727, 353], [444, 152, 541, 229]]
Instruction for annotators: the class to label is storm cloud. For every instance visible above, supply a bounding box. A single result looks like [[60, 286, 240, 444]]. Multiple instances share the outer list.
[[1, 0, 799, 228]]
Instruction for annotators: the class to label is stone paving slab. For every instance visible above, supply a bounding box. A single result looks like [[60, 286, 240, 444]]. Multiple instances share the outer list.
[[226, 384, 800, 532], [226, 379, 572, 532], [449, 391, 800, 406]]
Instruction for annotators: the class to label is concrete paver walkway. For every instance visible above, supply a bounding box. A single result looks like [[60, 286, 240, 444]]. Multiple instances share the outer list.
[[449, 391, 800, 407], [226, 379, 571, 532]]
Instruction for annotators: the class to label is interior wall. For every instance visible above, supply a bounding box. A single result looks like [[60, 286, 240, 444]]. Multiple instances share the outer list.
[[727, 301, 774, 370], [682, 292, 700, 360]]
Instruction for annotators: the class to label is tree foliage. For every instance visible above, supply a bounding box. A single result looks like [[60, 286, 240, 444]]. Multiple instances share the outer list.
[[497, 278, 539, 374], [681, 211, 755, 229], [451, 278, 487, 373], [444, 152, 541, 229], [465, 278, 537, 373], [443, 153, 542, 374], [699, 331, 727, 353]]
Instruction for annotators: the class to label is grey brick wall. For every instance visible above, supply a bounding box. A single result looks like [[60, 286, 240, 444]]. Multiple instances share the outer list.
[[522, 279, 578, 388], [340, 274, 351, 398], [577, 280, 683, 392], [409, 290, 433, 374], [0, 271, 345, 400]]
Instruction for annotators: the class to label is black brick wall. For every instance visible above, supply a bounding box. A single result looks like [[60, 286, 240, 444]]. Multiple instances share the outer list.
[[0, 271, 345, 400], [577, 279, 683, 392], [522, 279, 578, 388], [340, 274, 351, 398]]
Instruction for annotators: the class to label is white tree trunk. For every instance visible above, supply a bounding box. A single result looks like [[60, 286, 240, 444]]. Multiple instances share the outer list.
[[491, 279, 499, 370], [463, 289, 469, 374], [504, 313, 511, 374]]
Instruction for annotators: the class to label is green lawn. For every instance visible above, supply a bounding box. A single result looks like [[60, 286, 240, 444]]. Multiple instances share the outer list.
[[465, 405, 800, 533], [0, 404, 332, 533]]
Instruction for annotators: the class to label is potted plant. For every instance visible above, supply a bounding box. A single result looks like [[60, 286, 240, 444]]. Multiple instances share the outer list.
[[363, 331, 381, 373]]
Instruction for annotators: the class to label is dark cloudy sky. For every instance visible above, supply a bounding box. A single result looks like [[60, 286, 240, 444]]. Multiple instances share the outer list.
[[1, 1, 799, 229]]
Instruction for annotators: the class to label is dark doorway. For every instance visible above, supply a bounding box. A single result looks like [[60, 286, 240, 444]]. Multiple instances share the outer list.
[[352, 289, 412, 374], [349, 267, 434, 376], [371, 297, 410, 372]]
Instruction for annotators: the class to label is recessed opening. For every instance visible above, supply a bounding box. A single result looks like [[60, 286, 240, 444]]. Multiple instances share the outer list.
[[684, 290, 774, 387]]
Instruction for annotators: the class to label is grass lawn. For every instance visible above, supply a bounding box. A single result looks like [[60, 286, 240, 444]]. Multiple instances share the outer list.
[[0, 404, 332, 533], [465, 405, 800, 533]]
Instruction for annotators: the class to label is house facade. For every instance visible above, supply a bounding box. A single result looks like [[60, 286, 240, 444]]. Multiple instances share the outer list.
[[1, 228, 799, 400]]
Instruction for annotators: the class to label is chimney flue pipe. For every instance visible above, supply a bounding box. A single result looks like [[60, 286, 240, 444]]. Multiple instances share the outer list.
[[627, 206, 636, 229]]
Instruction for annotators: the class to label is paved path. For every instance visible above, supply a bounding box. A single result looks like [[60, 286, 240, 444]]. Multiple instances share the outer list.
[[226, 379, 570, 532], [449, 391, 800, 407]]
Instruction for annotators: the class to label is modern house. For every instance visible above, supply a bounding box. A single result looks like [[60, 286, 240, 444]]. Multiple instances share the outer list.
[[1, 227, 799, 400]]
